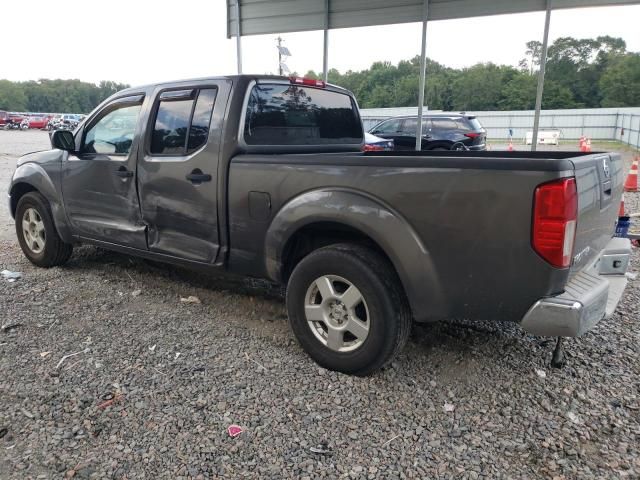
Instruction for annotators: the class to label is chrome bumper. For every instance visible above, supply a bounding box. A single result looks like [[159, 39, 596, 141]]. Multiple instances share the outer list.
[[520, 237, 631, 337]]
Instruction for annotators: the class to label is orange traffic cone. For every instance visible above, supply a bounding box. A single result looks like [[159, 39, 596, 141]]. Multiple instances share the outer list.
[[579, 136, 586, 152], [625, 158, 638, 192], [507, 140, 514, 152], [619, 196, 625, 216]]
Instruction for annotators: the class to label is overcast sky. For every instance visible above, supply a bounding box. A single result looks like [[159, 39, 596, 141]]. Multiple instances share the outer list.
[[2, 1, 639, 86]]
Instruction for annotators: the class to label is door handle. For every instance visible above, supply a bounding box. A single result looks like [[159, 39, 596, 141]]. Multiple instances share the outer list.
[[186, 169, 212, 184], [115, 166, 133, 178]]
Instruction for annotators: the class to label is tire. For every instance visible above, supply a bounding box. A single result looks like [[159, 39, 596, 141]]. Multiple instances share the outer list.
[[15, 192, 73, 267], [286, 243, 412, 376]]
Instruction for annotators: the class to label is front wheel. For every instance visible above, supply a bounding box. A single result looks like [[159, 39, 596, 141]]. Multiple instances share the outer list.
[[286, 244, 411, 375], [15, 192, 73, 267]]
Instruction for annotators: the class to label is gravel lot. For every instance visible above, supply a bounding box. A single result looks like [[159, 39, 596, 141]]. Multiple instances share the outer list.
[[1, 130, 639, 479]]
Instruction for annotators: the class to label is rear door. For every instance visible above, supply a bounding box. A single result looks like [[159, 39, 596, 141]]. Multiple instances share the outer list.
[[137, 82, 226, 263]]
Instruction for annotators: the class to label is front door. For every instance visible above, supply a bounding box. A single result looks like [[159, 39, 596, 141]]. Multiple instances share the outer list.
[[370, 118, 403, 149], [61, 94, 147, 249], [137, 84, 222, 263]]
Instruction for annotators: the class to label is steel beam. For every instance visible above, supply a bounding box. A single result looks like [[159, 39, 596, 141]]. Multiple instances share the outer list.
[[531, 0, 551, 151], [415, 0, 429, 151], [323, 0, 329, 82], [235, 0, 242, 74]]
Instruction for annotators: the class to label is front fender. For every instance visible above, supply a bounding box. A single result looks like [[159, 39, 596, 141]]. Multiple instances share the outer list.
[[9, 162, 73, 243], [265, 189, 446, 322]]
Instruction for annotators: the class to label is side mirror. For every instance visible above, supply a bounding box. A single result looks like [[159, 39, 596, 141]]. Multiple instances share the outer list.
[[50, 130, 75, 151]]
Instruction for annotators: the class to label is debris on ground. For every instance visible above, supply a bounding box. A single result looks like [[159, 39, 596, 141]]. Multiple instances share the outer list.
[[20, 408, 35, 419], [567, 411, 580, 424], [1, 270, 22, 282], [131, 289, 142, 297], [1, 322, 23, 333], [180, 295, 201, 304], [443, 402, 455, 413], [310, 442, 332, 455], [55, 348, 90, 369], [97, 393, 123, 410], [227, 425, 244, 437], [148, 344, 156, 352], [535, 368, 547, 379], [39, 351, 51, 358]]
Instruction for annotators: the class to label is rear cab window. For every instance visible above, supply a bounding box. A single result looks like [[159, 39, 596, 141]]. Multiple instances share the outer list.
[[243, 83, 362, 146]]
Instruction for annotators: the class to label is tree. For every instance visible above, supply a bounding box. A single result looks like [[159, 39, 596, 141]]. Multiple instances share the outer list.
[[0, 79, 130, 113], [600, 53, 640, 107], [0, 80, 28, 111], [519, 41, 542, 74]]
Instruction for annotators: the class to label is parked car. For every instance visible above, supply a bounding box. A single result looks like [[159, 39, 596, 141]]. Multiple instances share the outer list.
[[0, 110, 9, 128], [363, 132, 394, 151], [3, 113, 26, 130], [9, 75, 630, 375], [369, 114, 487, 151], [27, 116, 51, 129]]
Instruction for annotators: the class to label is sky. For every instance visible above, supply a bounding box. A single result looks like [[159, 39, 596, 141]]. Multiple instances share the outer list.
[[1, 1, 639, 87]]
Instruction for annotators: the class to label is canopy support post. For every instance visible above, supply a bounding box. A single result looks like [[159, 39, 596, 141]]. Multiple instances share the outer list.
[[235, 0, 242, 74], [531, 0, 551, 152], [323, 0, 329, 82], [415, 0, 429, 151]]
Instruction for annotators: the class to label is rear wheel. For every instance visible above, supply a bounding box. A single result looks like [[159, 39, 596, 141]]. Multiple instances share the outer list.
[[286, 243, 411, 375], [15, 192, 73, 267]]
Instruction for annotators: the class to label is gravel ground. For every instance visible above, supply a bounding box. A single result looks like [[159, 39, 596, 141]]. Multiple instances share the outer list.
[[1, 130, 639, 479]]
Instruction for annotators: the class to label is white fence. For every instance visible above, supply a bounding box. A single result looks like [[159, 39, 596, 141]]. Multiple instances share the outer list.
[[360, 106, 640, 148]]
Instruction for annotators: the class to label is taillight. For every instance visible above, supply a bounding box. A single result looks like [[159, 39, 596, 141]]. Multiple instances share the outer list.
[[532, 177, 577, 268], [362, 144, 384, 152], [290, 77, 326, 88], [464, 132, 481, 139]]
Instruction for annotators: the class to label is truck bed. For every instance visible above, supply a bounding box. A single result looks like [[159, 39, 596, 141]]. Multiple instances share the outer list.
[[227, 150, 623, 323]]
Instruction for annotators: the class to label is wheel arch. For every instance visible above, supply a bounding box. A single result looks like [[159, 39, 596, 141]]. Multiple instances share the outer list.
[[9, 163, 74, 243], [265, 188, 447, 322]]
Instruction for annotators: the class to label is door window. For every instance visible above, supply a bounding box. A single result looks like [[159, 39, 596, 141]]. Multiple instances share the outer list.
[[401, 118, 430, 134], [431, 118, 458, 130], [150, 88, 217, 155], [374, 119, 402, 134], [82, 100, 142, 155]]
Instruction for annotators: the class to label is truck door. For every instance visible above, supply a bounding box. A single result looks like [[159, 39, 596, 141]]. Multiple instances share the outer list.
[[61, 94, 147, 249], [137, 83, 224, 263]]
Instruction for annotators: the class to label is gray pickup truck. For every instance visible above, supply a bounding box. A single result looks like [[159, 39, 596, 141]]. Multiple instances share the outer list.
[[9, 75, 631, 375]]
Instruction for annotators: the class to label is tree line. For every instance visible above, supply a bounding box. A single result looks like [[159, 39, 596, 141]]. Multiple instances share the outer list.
[[1, 36, 638, 113], [305, 36, 639, 111], [0, 79, 129, 113]]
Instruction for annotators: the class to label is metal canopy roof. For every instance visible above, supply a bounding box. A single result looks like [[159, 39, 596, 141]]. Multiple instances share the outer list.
[[227, 0, 637, 38]]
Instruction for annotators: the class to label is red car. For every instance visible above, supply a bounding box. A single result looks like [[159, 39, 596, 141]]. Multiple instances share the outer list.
[[0, 110, 9, 127], [27, 116, 51, 129]]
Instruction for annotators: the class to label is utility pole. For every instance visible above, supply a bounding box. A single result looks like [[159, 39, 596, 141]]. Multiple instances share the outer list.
[[276, 37, 291, 76], [277, 36, 283, 76]]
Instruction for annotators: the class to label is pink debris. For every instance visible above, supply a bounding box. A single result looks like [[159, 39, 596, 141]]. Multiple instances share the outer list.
[[227, 425, 243, 437]]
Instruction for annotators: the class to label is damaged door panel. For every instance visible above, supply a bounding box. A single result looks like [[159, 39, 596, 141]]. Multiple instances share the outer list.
[[137, 85, 222, 263], [61, 94, 148, 249]]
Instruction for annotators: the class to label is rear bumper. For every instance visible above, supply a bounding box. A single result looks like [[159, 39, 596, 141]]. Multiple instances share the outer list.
[[468, 144, 486, 151], [520, 237, 631, 337]]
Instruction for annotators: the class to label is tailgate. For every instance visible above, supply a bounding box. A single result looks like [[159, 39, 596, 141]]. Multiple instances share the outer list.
[[570, 153, 625, 275]]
